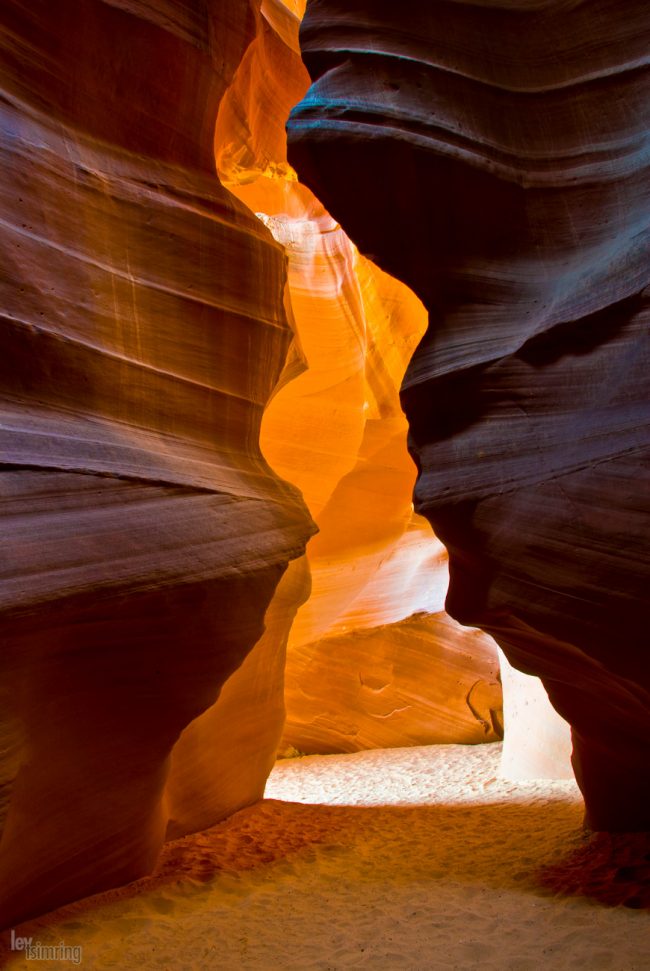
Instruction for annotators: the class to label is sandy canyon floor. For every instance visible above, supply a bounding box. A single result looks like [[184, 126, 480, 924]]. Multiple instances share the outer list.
[[2, 743, 649, 970]]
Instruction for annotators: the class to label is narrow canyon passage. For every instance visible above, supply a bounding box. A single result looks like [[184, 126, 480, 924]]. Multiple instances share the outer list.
[[0, 0, 648, 953], [216, 0, 510, 759]]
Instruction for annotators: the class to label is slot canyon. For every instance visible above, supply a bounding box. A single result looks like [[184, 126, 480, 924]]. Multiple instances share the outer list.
[[0, 0, 648, 967]]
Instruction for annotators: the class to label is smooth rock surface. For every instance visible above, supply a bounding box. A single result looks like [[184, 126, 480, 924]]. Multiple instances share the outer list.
[[288, 0, 650, 828], [282, 611, 502, 754], [218, 0, 504, 753], [0, 0, 314, 926]]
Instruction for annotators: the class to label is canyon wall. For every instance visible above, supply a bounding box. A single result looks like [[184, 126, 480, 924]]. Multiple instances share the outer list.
[[0, 0, 605, 927], [0, 0, 315, 926], [288, 0, 650, 829]]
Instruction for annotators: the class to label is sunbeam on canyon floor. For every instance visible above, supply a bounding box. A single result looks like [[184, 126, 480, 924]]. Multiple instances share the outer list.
[[2, 744, 649, 970]]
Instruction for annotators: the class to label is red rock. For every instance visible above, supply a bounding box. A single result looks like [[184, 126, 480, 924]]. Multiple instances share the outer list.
[[0, 0, 313, 926], [288, 0, 650, 829]]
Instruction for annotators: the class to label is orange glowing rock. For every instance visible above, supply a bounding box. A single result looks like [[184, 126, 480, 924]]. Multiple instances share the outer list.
[[217, 0, 503, 753], [165, 557, 311, 839], [282, 612, 502, 755]]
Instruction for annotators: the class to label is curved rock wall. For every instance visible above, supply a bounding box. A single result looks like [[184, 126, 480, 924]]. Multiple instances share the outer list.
[[0, 0, 314, 926], [288, 0, 650, 828]]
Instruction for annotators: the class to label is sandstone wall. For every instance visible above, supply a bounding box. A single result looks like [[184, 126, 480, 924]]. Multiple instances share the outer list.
[[217, 0, 504, 755], [0, 0, 314, 926], [288, 0, 650, 829]]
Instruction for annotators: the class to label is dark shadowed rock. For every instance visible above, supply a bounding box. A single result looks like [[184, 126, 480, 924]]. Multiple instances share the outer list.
[[288, 0, 650, 830]]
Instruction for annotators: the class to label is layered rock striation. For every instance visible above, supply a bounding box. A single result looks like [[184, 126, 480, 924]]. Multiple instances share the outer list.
[[0, 0, 314, 926], [283, 612, 502, 754], [288, 0, 650, 828]]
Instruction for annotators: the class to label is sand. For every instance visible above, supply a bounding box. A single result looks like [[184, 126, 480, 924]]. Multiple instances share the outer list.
[[1, 743, 648, 970]]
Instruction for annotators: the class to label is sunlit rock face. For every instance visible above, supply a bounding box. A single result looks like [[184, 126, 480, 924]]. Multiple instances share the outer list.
[[0, 0, 314, 926], [164, 556, 311, 840], [289, 0, 650, 829], [498, 650, 573, 782], [283, 612, 502, 754], [218, 0, 503, 753]]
